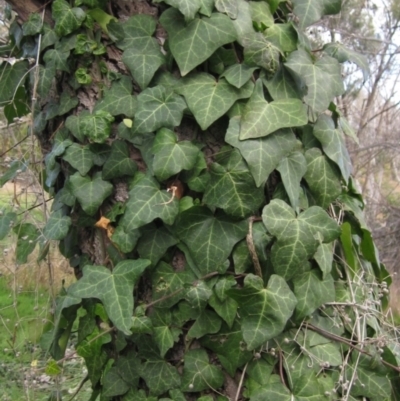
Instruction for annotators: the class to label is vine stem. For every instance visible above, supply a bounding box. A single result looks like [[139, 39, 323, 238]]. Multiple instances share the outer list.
[[246, 216, 263, 278], [234, 362, 248, 401]]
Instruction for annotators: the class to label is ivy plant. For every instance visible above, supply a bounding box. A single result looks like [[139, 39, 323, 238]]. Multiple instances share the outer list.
[[1, 0, 400, 400]]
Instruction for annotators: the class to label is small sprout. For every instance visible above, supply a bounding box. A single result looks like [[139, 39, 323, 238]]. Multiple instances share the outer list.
[[254, 352, 261, 359], [284, 338, 290, 344], [188, 383, 194, 389]]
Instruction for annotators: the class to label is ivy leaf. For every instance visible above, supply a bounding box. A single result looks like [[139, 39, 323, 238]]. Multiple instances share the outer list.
[[36, 66, 55, 100], [22, 13, 43, 35], [221, 64, 258, 89], [178, 73, 253, 130], [313, 114, 352, 183], [117, 14, 156, 49], [181, 349, 225, 392], [304, 148, 342, 209], [78, 111, 114, 143], [0, 211, 17, 240], [215, 0, 239, 19], [188, 310, 222, 339], [249, 1, 274, 28], [0, 61, 28, 105], [160, 8, 237, 76], [262, 200, 340, 279], [203, 148, 265, 218], [132, 85, 186, 134], [151, 310, 180, 357], [243, 33, 280, 73], [294, 271, 335, 319], [102, 367, 130, 397], [102, 141, 137, 180], [43, 49, 70, 72], [141, 361, 180, 396], [314, 242, 333, 278], [154, 0, 201, 20], [63, 143, 95, 176], [232, 0, 255, 45], [323, 42, 369, 81], [69, 172, 113, 216], [52, 0, 86, 37], [111, 226, 141, 253], [69, 259, 150, 334], [263, 66, 302, 100], [43, 210, 72, 241], [13, 223, 39, 264], [276, 151, 307, 209], [121, 175, 179, 231], [172, 206, 247, 275], [228, 274, 297, 350], [0, 160, 27, 187], [94, 76, 137, 117], [152, 128, 200, 181], [285, 49, 344, 114], [292, 0, 341, 29], [225, 117, 297, 187], [240, 80, 308, 139], [185, 281, 213, 312], [266, 23, 298, 54]]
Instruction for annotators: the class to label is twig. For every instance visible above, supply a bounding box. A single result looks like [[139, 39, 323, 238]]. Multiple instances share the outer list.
[[278, 349, 287, 387], [67, 375, 89, 401], [0, 134, 30, 157], [234, 362, 248, 401], [246, 217, 263, 278]]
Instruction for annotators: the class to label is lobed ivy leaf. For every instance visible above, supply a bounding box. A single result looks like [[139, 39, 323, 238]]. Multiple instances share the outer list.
[[132, 85, 186, 134], [232, 0, 255, 45], [0, 211, 17, 240], [69, 172, 113, 216], [63, 143, 95, 176], [249, 1, 274, 28], [36, 66, 56, 100], [265, 23, 298, 53], [52, 0, 86, 37], [304, 148, 342, 209], [172, 206, 247, 275], [111, 226, 141, 254], [94, 76, 137, 117], [292, 0, 341, 29], [215, 0, 239, 19], [43, 49, 70, 72], [0, 61, 28, 105], [181, 349, 225, 392], [160, 8, 237, 76], [314, 242, 333, 278], [313, 114, 352, 184], [141, 361, 181, 396], [153, 0, 202, 20], [120, 175, 179, 231], [78, 111, 114, 143], [102, 367, 130, 397], [221, 64, 258, 89], [240, 79, 308, 139], [102, 140, 137, 180], [152, 128, 200, 181], [285, 49, 344, 114], [43, 210, 72, 241], [203, 148, 265, 218], [69, 259, 150, 335], [188, 309, 222, 339], [22, 13, 43, 36], [228, 274, 297, 350], [263, 65, 302, 100], [13, 223, 39, 264]]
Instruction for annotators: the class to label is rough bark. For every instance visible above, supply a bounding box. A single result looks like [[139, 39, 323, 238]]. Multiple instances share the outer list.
[[6, 0, 52, 24]]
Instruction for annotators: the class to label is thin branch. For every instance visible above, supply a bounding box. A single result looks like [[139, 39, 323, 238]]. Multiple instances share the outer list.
[[246, 217, 263, 278]]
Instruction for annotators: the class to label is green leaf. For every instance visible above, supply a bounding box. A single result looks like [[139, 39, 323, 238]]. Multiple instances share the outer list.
[[0, 211, 17, 240], [232, 0, 255, 45], [102, 367, 130, 397], [314, 242, 333, 278], [36, 66, 56, 100], [240, 79, 308, 139], [215, 0, 239, 19], [313, 114, 352, 183], [243, 33, 280, 73], [3, 86, 30, 124], [22, 13, 43, 36], [78, 110, 114, 143], [45, 360, 62, 376], [0, 160, 27, 187], [132, 85, 186, 134], [160, 8, 237, 76], [265, 23, 297, 53], [304, 148, 342, 209], [181, 349, 225, 392], [141, 361, 181, 396], [188, 310, 222, 339], [13, 223, 39, 264], [117, 14, 156, 49], [263, 66, 302, 100], [249, 1, 274, 28], [43, 210, 72, 241], [294, 270, 335, 319], [292, 0, 341, 29], [94, 76, 137, 117], [63, 143, 95, 176], [221, 64, 257, 89], [0, 61, 28, 105], [69, 172, 113, 216], [185, 280, 213, 312], [208, 293, 238, 328], [52, 0, 86, 36], [285, 49, 344, 114], [262, 200, 340, 279], [152, 128, 200, 181], [178, 73, 253, 130], [226, 117, 297, 187], [69, 259, 150, 334], [102, 140, 137, 180], [276, 151, 307, 209], [153, 0, 201, 20], [203, 148, 265, 218], [121, 175, 179, 231], [172, 206, 247, 275], [111, 226, 141, 253], [43, 49, 70, 72], [323, 42, 369, 81], [228, 274, 297, 350]]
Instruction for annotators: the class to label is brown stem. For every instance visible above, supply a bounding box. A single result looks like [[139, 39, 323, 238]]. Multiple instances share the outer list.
[[246, 217, 263, 278]]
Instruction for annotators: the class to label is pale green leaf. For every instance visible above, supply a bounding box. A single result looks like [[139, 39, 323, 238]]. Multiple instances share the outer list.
[[63, 143, 95, 176], [120, 175, 179, 231], [102, 140, 137, 180], [181, 349, 224, 392], [215, 0, 238, 19], [265, 23, 297, 53], [232, 0, 254, 45], [117, 14, 157, 50], [76, 110, 114, 143], [313, 114, 352, 183], [69, 172, 113, 216], [153, 0, 201, 19], [203, 148, 265, 218], [178, 73, 253, 130], [141, 361, 180, 396], [43, 210, 72, 240], [185, 280, 213, 311], [240, 80, 308, 139], [263, 66, 302, 100], [0, 211, 17, 240], [226, 117, 297, 187], [310, 342, 342, 367], [304, 148, 342, 208], [160, 8, 237, 76], [52, 0, 86, 36], [285, 49, 344, 113], [152, 128, 200, 181], [292, 0, 341, 29], [132, 85, 186, 134], [314, 242, 333, 278], [14, 223, 39, 264], [249, 1, 274, 28], [221, 64, 258, 89], [228, 274, 297, 350], [69, 259, 150, 334], [172, 206, 247, 275]]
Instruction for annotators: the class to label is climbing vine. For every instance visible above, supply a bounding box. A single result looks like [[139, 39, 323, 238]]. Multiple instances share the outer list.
[[1, 0, 399, 400]]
